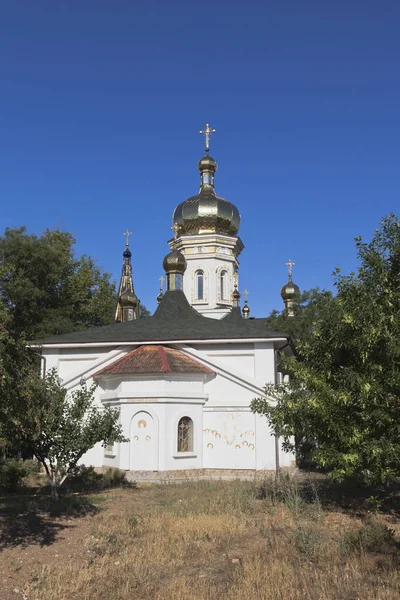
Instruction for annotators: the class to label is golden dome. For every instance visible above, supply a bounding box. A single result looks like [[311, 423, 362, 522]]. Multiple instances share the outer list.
[[172, 155, 241, 237], [163, 249, 187, 274], [120, 289, 139, 308], [242, 303, 250, 318], [197, 154, 218, 172], [280, 279, 300, 301]]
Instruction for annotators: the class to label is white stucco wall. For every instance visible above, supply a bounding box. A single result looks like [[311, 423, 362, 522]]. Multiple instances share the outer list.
[[41, 338, 295, 473]]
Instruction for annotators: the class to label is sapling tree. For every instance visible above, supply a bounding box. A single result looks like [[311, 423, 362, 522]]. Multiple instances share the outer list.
[[15, 370, 127, 500]]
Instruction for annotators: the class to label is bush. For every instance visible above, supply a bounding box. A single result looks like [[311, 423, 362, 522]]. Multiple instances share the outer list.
[[23, 458, 41, 477], [0, 459, 28, 491], [340, 521, 396, 554], [102, 467, 128, 487], [68, 466, 128, 492]]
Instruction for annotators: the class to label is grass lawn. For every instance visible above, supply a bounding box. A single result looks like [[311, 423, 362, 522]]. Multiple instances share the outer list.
[[1, 476, 400, 599]]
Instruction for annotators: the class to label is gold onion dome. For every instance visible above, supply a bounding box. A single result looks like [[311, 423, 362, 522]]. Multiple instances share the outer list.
[[120, 288, 139, 308], [280, 278, 300, 301], [172, 154, 241, 237], [163, 249, 187, 274], [242, 302, 250, 318], [232, 286, 240, 301]]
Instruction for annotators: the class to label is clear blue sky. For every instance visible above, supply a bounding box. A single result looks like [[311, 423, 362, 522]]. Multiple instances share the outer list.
[[1, 1, 399, 316]]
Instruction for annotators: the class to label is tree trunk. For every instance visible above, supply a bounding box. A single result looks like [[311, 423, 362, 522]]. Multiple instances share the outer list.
[[50, 473, 59, 501]]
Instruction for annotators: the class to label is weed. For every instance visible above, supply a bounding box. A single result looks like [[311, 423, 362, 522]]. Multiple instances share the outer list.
[[292, 527, 322, 558], [364, 494, 382, 514], [340, 520, 396, 554]]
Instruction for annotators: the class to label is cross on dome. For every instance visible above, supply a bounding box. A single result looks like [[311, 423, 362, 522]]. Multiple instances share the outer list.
[[285, 259, 295, 279], [124, 229, 132, 246], [171, 223, 179, 239], [199, 123, 216, 153], [243, 289, 249, 301], [159, 275, 164, 292]]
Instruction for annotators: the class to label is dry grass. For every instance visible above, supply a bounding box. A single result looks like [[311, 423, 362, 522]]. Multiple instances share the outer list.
[[24, 478, 400, 600]]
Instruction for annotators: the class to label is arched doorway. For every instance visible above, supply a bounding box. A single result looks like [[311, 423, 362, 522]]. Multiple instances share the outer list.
[[130, 411, 157, 471]]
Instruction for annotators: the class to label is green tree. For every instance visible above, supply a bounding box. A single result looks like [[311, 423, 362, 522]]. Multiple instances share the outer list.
[[0, 227, 116, 340], [0, 300, 38, 452], [139, 304, 151, 318], [252, 215, 400, 486], [14, 370, 127, 500], [264, 288, 332, 342]]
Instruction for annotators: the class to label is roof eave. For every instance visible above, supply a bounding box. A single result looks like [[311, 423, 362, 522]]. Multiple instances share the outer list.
[[31, 336, 289, 350]]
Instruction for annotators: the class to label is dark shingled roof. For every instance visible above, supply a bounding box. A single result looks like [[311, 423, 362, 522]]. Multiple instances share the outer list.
[[34, 290, 287, 345], [94, 345, 214, 376]]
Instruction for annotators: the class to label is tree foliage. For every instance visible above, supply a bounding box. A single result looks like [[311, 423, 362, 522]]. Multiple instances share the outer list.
[[264, 288, 332, 342], [0, 227, 116, 340], [13, 370, 127, 499], [252, 215, 400, 486], [0, 302, 38, 451]]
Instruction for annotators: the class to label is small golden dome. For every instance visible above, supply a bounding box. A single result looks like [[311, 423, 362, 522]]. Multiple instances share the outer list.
[[242, 303, 250, 318], [197, 154, 218, 173], [280, 279, 300, 301], [163, 249, 187, 274], [232, 287, 240, 301], [120, 289, 139, 308]]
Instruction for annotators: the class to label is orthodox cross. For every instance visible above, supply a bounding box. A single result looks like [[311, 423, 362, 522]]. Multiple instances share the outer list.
[[159, 275, 164, 292], [124, 229, 132, 246], [243, 289, 249, 302], [199, 123, 216, 153], [171, 223, 179, 239], [285, 259, 295, 279]]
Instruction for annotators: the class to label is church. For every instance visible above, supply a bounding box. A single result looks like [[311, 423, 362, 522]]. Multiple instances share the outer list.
[[34, 125, 300, 477]]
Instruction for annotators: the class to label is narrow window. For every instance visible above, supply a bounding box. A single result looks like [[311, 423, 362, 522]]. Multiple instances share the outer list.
[[177, 417, 193, 452], [196, 270, 204, 300], [220, 270, 228, 301]]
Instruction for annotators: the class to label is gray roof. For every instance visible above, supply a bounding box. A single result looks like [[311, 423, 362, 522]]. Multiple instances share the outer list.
[[34, 290, 288, 346]]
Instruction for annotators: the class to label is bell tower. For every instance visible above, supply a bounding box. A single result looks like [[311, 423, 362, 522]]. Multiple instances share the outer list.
[[170, 125, 244, 319]]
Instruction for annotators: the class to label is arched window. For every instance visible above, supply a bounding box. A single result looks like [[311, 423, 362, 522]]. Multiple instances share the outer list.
[[220, 270, 228, 302], [195, 270, 204, 300], [177, 417, 193, 452]]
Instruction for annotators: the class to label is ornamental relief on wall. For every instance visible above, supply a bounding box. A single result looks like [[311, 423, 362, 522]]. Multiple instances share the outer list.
[[203, 419, 255, 451]]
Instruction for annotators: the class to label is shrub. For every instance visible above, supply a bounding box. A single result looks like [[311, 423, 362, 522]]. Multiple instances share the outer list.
[[102, 467, 127, 487], [0, 459, 28, 491], [68, 466, 128, 492], [340, 521, 396, 554]]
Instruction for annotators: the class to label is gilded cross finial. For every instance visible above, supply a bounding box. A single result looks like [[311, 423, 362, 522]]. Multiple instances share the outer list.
[[285, 260, 295, 279], [243, 289, 249, 301], [199, 123, 216, 153], [159, 275, 164, 292], [124, 229, 132, 246], [171, 223, 179, 239]]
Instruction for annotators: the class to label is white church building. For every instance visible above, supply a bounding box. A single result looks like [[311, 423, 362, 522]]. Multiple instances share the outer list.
[[34, 125, 299, 477]]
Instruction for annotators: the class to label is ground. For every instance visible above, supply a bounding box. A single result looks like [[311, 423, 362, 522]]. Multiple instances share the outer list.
[[1, 476, 400, 599]]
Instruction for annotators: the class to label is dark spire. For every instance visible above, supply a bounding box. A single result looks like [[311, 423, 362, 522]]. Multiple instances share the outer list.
[[115, 230, 140, 322], [157, 276, 164, 305]]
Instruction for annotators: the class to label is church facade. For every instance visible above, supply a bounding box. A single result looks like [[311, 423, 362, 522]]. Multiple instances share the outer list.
[[34, 126, 299, 476]]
